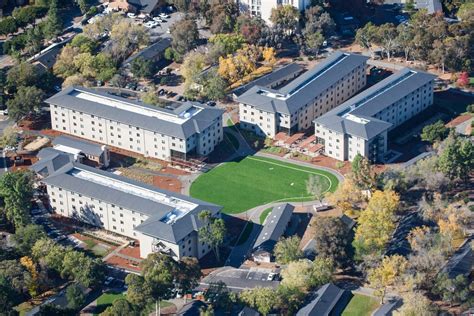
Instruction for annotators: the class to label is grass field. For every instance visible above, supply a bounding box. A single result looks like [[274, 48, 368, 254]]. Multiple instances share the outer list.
[[93, 292, 125, 315], [190, 156, 339, 214], [260, 207, 273, 224], [342, 294, 379, 316]]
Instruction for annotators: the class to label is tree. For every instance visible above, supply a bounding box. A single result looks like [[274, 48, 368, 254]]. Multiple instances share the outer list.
[[19, 256, 39, 297], [202, 70, 227, 101], [0, 17, 18, 36], [170, 18, 199, 61], [367, 255, 408, 304], [77, 0, 90, 14], [240, 287, 277, 315], [0, 276, 21, 314], [457, 2, 474, 21], [393, 291, 437, 316], [304, 6, 335, 37], [374, 23, 399, 61], [12, 224, 46, 255], [0, 171, 34, 228], [209, 34, 246, 56], [182, 51, 207, 98], [275, 285, 306, 315], [108, 20, 149, 61], [198, 210, 226, 262], [355, 22, 378, 57], [70, 34, 98, 54], [24, 27, 43, 56], [432, 273, 472, 306], [6, 62, 41, 91], [125, 273, 149, 307], [175, 257, 201, 298], [102, 299, 140, 316], [437, 132, 474, 182], [130, 57, 156, 79], [306, 174, 326, 203], [421, 120, 449, 143], [351, 154, 376, 191], [61, 250, 104, 287], [274, 236, 303, 264], [31, 238, 66, 273], [270, 5, 300, 33], [0, 259, 31, 295], [457, 71, 469, 87], [0, 126, 20, 148], [326, 177, 365, 215], [353, 190, 400, 259], [313, 217, 352, 267], [43, 0, 63, 39], [66, 283, 85, 310], [236, 15, 265, 44], [207, 1, 239, 34], [204, 281, 237, 312], [281, 258, 334, 291], [62, 74, 90, 88], [302, 30, 324, 55], [6, 86, 45, 121]]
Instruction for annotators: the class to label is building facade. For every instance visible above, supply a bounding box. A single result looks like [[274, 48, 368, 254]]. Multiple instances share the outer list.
[[237, 52, 368, 137], [238, 0, 310, 24], [33, 156, 222, 260], [314, 68, 436, 162], [47, 86, 224, 161]]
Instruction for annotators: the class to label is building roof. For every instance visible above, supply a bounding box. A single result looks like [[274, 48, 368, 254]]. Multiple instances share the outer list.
[[53, 135, 105, 157], [238, 306, 260, 316], [441, 237, 473, 279], [46, 86, 224, 140], [33, 159, 221, 243], [124, 38, 171, 65], [177, 300, 208, 315], [340, 214, 356, 230], [416, 0, 442, 14], [296, 283, 348, 316], [233, 63, 304, 97], [373, 298, 403, 316], [252, 203, 294, 254], [31, 148, 74, 178], [127, 0, 159, 14], [237, 52, 369, 115], [314, 68, 436, 139]]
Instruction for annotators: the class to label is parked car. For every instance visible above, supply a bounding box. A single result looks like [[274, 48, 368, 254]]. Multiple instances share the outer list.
[[104, 276, 114, 286], [206, 101, 216, 107], [127, 12, 136, 18], [158, 89, 165, 96], [160, 13, 170, 19]]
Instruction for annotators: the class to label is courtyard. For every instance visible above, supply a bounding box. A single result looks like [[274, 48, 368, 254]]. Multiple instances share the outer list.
[[190, 156, 339, 214]]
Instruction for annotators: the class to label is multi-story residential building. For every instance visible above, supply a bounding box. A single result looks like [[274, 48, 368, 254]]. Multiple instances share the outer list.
[[47, 86, 224, 161], [32, 153, 222, 260], [237, 51, 369, 137], [238, 0, 310, 24], [314, 68, 436, 162]]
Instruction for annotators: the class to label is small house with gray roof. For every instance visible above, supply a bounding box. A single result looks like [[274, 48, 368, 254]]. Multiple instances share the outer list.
[[31, 157, 222, 259], [237, 51, 368, 137], [53, 135, 110, 168], [47, 86, 224, 162], [296, 283, 351, 316], [314, 68, 436, 162], [251, 203, 294, 263]]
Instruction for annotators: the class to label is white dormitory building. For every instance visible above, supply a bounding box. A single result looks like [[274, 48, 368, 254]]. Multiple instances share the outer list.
[[237, 51, 369, 138], [314, 68, 436, 162], [238, 0, 310, 24], [47, 86, 224, 162], [31, 152, 222, 260]]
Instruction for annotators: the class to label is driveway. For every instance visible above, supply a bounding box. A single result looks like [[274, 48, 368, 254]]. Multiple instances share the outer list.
[[199, 266, 280, 292]]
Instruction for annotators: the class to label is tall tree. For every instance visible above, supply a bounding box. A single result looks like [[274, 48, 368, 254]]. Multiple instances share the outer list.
[[351, 153, 376, 191], [170, 18, 199, 61], [198, 210, 226, 262], [355, 22, 378, 57], [437, 132, 474, 183], [175, 257, 201, 299], [306, 174, 326, 203], [326, 177, 365, 215], [102, 299, 140, 316], [43, 0, 63, 39], [6, 86, 45, 121], [374, 23, 398, 61], [367, 255, 408, 304], [0, 171, 34, 228], [393, 291, 437, 316], [420, 120, 449, 143], [6, 62, 41, 91], [432, 273, 472, 306], [313, 217, 352, 267], [11, 224, 46, 255], [274, 236, 303, 264], [281, 258, 334, 291], [66, 283, 85, 310], [270, 5, 300, 33], [240, 287, 277, 315]]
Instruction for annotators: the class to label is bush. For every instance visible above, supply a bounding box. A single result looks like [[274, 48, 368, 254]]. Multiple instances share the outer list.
[[0, 17, 18, 36]]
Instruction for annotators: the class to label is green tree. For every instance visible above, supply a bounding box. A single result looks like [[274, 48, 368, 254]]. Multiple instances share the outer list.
[[130, 57, 156, 79], [421, 120, 449, 143], [204, 281, 237, 312], [0, 275, 21, 314], [0, 17, 18, 36], [175, 257, 201, 298], [270, 5, 300, 33], [43, 0, 63, 39], [275, 285, 306, 315], [77, 0, 90, 14], [274, 236, 303, 264], [374, 23, 399, 61], [351, 153, 376, 191], [125, 273, 149, 307], [61, 250, 104, 287], [432, 273, 472, 306], [66, 283, 85, 310], [437, 133, 474, 183], [198, 210, 226, 262], [0, 259, 31, 295], [6, 62, 41, 91], [102, 298, 140, 316], [355, 22, 378, 57], [209, 33, 246, 56], [6, 86, 45, 121], [303, 30, 324, 55], [70, 34, 98, 53], [313, 217, 352, 267], [306, 174, 326, 203], [281, 258, 334, 291], [0, 171, 34, 228], [240, 287, 277, 315], [11, 224, 46, 255], [202, 70, 227, 101], [31, 238, 66, 272], [394, 291, 437, 316]]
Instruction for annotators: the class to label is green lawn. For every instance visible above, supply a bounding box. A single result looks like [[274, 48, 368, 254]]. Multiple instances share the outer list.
[[260, 207, 273, 224], [190, 156, 339, 214], [93, 292, 125, 315], [342, 294, 379, 316]]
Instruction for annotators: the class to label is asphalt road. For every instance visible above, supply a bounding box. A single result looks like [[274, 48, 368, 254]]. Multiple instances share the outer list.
[[199, 267, 280, 292]]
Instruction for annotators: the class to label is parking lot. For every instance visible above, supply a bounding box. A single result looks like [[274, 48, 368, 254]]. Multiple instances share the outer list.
[[199, 267, 280, 291]]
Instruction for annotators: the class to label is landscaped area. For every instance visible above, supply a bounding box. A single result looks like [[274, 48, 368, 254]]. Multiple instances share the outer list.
[[259, 207, 273, 224], [190, 156, 339, 214], [342, 294, 380, 316], [93, 292, 126, 315]]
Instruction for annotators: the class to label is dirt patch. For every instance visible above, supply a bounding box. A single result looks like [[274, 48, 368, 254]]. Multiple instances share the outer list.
[[39, 129, 62, 137], [117, 168, 154, 185], [105, 255, 142, 273], [160, 166, 189, 176], [446, 114, 472, 128], [118, 244, 142, 260], [153, 175, 182, 193]]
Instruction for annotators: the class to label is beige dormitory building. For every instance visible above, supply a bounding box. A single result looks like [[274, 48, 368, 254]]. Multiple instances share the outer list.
[[314, 68, 436, 162], [237, 51, 369, 138], [47, 86, 224, 162]]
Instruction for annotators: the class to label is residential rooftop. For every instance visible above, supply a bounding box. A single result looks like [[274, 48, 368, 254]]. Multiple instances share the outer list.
[[46, 86, 224, 139], [34, 159, 221, 243], [314, 67, 436, 139], [236, 51, 369, 115], [53, 135, 105, 157]]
